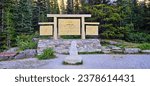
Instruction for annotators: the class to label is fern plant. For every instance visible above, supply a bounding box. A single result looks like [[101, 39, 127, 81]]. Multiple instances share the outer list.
[[37, 48, 56, 60]]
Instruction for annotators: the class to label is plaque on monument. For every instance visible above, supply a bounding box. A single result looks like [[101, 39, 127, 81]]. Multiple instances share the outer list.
[[86, 26, 98, 35], [40, 25, 53, 35], [58, 19, 80, 35]]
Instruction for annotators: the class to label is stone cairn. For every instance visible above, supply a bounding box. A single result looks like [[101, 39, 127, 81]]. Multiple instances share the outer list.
[[63, 41, 83, 65]]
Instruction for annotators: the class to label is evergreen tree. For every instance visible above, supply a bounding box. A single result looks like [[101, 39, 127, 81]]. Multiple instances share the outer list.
[[51, 0, 59, 14], [84, 0, 128, 39], [4, 8, 15, 48], [137, 4, 145, 30], [15, 0, 33, 34], [60, 0, 66, 14], [117, 0, 134, 31], [0, 0, 3, 31], [37, 0, 49, 22], [88, 0, 110, 5], [46, 0, 51, 13], [0, 0, 4, 51], [0, 0, 16, 50], [32, 0, 39, 31], [67, 0, 73, 14], [74, 0, 80, 14], [143, 3, 150, 33], [32, 0, 52, 31]]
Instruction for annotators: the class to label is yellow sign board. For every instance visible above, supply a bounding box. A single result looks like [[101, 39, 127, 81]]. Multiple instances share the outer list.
[[40, 25, 53, 35], [58, 19, 80, 35], [86, 26, 98, 35]]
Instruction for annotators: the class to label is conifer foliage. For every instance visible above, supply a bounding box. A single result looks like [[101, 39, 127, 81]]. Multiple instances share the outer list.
[[15, 0, 33, 34], [0, 0, 150, 52]]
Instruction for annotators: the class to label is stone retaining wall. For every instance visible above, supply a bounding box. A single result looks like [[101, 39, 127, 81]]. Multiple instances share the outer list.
[[37, 39, 102, 55]]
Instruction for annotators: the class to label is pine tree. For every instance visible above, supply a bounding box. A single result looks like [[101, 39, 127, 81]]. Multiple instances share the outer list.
[[138, 1, 150, 33], [15, 0, 33, 34], [0, 0, 16, 50], [32, 0, 39, 31], [143, 3, 150, 32], [46, 0, 51, 14], [84, 0, 128, 39], [51, 0, 59, 14], [31, 0, 52, 32], [74, 0, 80, 14], [60, 0, 66, 14], [126, 0, 146, 32], [4, 8, 15, 48], [117, 0, 134, 30], [67, 0, 73, 14], [0, 0, 3, 32], [0, 0, 4, 51], [88, 0, 110, 5]]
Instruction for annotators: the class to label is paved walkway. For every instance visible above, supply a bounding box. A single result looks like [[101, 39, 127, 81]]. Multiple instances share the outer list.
[[0, 54, 150, 69]]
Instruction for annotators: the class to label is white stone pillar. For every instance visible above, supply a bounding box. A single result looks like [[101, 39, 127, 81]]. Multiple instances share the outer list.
[[54, 17, 58, 40], [81, 17, 85, 39]]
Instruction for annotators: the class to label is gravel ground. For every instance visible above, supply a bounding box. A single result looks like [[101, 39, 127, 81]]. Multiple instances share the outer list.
[[0, 54, 150, 69]]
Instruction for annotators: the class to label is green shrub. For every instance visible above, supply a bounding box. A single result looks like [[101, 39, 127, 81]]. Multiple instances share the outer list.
[[63, 61, 83, 65], [125, 32, 150, 43], [16, 34, 37, 50], [115, 44, 126, 48], [138, 43, 150, 50], [37, 48, 56, 60]]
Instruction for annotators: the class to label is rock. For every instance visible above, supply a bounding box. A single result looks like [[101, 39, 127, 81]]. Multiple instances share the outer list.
[[0, 56, 9, 61], [55, 49, 69, 54], [0, 52, 17, 60], [106, 45, 123, 53], [107, 45, 121, 50], [6, 47, 19, 53], [32, 38, 39, 42], [124, 48, 141, 54], [78, 47, 86, 52], [112, 47, 121, 50], [112, 50, 123, 53], [141, 50, 150, 54], [101, 46, 112, 54], [14, 52, 26, 59], [24, 49, 37, 57], [95, 49, 102, 52], [14, 49, 37, 59], [37, 39, 101, 54], [0, 49, 36, 60], [64, 55, 83, 65], [102, 50, 112, 54]]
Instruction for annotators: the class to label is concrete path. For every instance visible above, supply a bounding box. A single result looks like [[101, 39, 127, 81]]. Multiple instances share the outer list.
[[0, 54, 150, 69]]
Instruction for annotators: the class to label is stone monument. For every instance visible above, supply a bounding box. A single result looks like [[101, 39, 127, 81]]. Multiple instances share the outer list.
[[37, 14, 101, 55], [63, 41, 82, 65], [38, 14, 102, 65]]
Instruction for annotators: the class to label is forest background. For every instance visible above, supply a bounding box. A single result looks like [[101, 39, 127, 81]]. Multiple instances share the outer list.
[[0, 0, 149, 51]]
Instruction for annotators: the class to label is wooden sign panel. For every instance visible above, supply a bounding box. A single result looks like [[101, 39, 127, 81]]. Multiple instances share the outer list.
[[58, 19, 80, 35], [86, 25, 98, 35], [40, 25, 53, 35]]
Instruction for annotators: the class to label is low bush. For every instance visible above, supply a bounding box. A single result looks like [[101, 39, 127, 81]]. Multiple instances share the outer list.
[[63, 61, 83, 65], [125, 32, 150, 43], [37, 48, 56, 60], [138, 43, 150, 50], [16, 34, 37, 50]]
